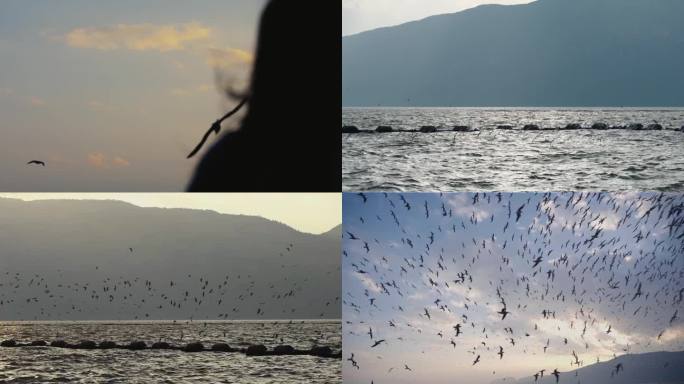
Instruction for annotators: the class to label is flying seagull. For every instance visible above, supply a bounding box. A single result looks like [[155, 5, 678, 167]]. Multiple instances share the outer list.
[[187, 97, 249, 159], [27, 160, 45, 166]]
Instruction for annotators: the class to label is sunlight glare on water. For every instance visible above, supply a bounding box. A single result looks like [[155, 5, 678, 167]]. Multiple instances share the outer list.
[[342, 108, 684, 191], [0, 320, 341, 384]]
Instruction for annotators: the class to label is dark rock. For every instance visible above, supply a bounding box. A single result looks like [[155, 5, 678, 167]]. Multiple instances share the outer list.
[[453, 125, 470, 132], [99, 341, 117, 349], [273, 345, 295, 355], [127, 341, 147, 350], [342, 125, 359, 133], [375, 125, 393, 133], [1, 340, 17, 347], [151, 341, 171, 349], [310, 346, 333, 357], [497, 125, 513, 130], [51, 340, 68, 348], [646, 123, 662, 130], [523, 124, 540, 130], [564, 123, 582, 130], [211, 343, 233, 352], [211, 343, 232, 352], [245, 344, 268, 356], [184, 342, 204, 352], [419, 125, 437, 133], [77, 340, 97, 349], [591, 122, 608, 130], [30, 340, 47, 346], [628, 123, 644, 130]]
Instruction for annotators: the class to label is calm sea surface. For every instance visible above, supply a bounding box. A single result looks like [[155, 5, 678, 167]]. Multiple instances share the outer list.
[[342, 108, 684, 191], [0, 320, 341, 383]]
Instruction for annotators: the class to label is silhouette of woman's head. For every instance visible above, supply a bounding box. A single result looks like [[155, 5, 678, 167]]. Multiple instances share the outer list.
[[242, 0, 322, 136], [188, 0, 340, 191]]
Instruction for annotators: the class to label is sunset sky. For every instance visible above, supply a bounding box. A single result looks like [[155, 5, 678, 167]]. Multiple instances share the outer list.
[[0, 0, 265, 191]]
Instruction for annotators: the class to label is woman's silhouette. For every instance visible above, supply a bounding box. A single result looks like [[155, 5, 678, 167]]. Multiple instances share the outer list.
[[188, 0, 340, 191]]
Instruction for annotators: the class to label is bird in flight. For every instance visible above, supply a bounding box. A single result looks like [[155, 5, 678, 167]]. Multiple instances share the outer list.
[[472, 355, 481, 365], [532, 256, 543, 268], [27, 160, 45, 166], [187, 97, 249, 159], [497, 306, 510, 320]]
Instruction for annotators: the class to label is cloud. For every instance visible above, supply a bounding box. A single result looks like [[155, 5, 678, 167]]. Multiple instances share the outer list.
[[64, 22, 211, 52], [87, 100, 119, 112], [87, 153, 130, 168], [355, 272, 381, 294], [207, 47, 253, 69], [170, 84, 213, 97], [112, 157, 131, 167], [87, 152, 107, 168]]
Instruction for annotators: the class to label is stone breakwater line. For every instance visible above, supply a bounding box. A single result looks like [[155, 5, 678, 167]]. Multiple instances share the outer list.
[[342, 123, 684, 133], [0, 339, 341, 358]]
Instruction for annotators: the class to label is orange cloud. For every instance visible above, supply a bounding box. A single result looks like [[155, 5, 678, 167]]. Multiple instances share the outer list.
[[87, 153, 130, 168], [170, 84, 213, 97], [87, 152, 107, 168], [207, 47, 253, 69], [113, 157, 131, 167], [64, 23, 212, 52], [30, 97, 45, 106]]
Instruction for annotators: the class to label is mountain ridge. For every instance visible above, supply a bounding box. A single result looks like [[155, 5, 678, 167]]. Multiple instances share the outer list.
[[489, 350, 684, 384], [343, 0, 684, 107]]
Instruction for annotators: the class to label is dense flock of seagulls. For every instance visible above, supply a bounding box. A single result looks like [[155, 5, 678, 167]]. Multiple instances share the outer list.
[[0, 241, 339, 322], [343, 192, 683, 383]]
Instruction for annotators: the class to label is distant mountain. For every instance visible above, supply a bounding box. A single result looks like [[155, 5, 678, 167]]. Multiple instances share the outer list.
[[0, 198, 341, 320], [343, 0, 684, 107], [490, 351, 684, 384], [322, 224, 342, 238]]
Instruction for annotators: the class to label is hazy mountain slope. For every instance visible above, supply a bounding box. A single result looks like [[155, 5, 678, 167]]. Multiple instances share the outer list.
[[343, 0, 684, 106], [0, 198, 341, 320], [491, 351, 684, 384]]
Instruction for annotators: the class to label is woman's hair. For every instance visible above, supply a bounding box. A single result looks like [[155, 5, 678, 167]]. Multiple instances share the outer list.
[[188, 0, 341, 191]]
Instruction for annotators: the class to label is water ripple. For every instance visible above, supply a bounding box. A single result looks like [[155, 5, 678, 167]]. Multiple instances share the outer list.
[[0, 321, 341, 383], [343, 108, 684, 191]]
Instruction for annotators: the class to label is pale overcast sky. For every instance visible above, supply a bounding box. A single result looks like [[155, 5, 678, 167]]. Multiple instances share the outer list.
[[343, 0, 534, 36]]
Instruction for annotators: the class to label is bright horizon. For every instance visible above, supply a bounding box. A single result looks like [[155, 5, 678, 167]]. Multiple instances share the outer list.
[[342, 0, 534, 36]]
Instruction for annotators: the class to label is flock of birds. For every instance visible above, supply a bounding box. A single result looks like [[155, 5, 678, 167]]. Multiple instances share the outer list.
[[343, 192, 683, 383], [0, 241, 339, 324]]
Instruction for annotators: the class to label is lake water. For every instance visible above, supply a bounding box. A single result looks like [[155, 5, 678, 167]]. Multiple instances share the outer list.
[[0, 320, 341, 383], [342, 107, 684, 191]]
